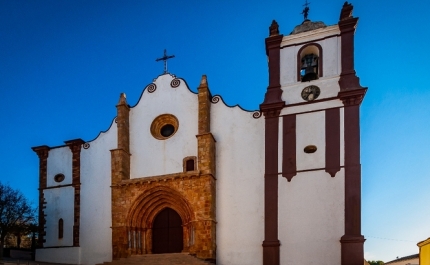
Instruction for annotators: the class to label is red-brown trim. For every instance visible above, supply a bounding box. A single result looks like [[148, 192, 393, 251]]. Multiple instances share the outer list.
[[65, 138, 85, 247], [296, 43, 323, 82], [260, 20, 285, 265], [282, 115, 297, 182], [31, 145, 50, 247], [261, 21, 284, 107], [325, 108, 340, 177], [337, 3, 366, 263], [338, 2, 363, 91], [262, 113, 280, 265], [281, 105, 341, 116]]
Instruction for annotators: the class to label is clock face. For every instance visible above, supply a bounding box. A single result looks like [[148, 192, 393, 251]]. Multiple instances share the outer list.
[[301, 85, 320, 101]]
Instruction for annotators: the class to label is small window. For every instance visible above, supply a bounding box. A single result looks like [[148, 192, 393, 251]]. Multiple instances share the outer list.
[[54, 174, 65, 183], [186, 159, 195, 171], [160, 124, 175, 137], [58, 219, 63, 239], [183, 156, 197, 172]]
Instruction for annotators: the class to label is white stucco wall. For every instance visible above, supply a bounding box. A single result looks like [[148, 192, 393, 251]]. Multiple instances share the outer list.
[[37, 121, 117, 265], [129, 74, 198, 178], [281, 76, 341, 106], [296, 111, 326, 170], [47, 146, 72, 187], [79, 121, 117, 265], [36, 247, 81, 264], [277, 100, 346, 264], [278, 170, 345, 265], [211, 99, 265, 265], [280, 25, 340, 87], [43, 186, 74, 247]]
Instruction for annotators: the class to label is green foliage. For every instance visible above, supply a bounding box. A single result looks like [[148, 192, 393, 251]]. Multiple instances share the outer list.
[[368, 260, 385, 265]]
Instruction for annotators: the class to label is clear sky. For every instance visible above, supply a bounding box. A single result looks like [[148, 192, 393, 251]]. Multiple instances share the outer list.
[[1, 0, 429, 262]]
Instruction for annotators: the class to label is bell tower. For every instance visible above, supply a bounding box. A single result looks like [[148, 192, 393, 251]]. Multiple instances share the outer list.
[[260, 2, 366, 265]]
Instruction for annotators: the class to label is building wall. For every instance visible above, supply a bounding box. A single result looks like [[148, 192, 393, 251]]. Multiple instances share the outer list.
[[79, 121, 117, 264], [385, 257, 419, 265], [419, 238, 430, 265], [36, 247, 81, 264], [43, 186, 74, 247], [37, 121, 117, 265], [278, 170, 344, 265], [277, 105, 345, 265], [211, 98, 265, 265], [280, 26, 340, 87], [47, 147, 72, 186], [129, 74, 198, 178]]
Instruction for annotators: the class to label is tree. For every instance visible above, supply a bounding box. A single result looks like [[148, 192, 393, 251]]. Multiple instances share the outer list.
[[368, 261, 385, 265], [0, 182, 35, 259]]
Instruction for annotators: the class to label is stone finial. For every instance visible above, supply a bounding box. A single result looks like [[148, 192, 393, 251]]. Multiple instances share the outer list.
[[117, 93, 127, 105], [199, 75, 208, 87], [269, 20, 280, 36], [339, 2, 353, 21]]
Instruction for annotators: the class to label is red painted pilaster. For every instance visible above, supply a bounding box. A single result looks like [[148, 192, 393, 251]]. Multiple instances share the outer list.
[[260, 19, 285, 265]]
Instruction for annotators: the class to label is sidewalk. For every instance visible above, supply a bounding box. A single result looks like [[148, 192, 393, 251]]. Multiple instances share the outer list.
[[0, 258, 75, 265]]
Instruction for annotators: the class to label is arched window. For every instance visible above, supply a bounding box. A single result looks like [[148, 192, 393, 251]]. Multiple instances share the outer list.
[[297, 43, 323, 82], [58, 219, 63, 239], [183, 157, 196, 172]]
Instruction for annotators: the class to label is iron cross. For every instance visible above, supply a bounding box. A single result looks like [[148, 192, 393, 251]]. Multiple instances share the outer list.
[[302, 0, 311, 20], [156, 49, 175, 74]]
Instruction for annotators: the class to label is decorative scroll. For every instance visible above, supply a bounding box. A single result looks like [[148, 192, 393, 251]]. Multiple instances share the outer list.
[[170, 78, 180, 88], [146, 83, 157, 93], [83, 142, 90, 149], [211, 96, 221, 104], [253, 111, 262, 119]]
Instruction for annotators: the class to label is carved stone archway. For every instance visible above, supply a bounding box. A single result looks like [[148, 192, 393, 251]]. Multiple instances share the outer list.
[[126, 185, 194, 255]]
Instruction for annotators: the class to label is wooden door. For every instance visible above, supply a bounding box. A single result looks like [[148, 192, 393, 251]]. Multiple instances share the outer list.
[[152, 208, 183, 253]]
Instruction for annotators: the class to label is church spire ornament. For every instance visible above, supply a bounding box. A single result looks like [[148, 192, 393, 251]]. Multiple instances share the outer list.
[[156, 49, 175, 74], [302, 0, 311, 21]]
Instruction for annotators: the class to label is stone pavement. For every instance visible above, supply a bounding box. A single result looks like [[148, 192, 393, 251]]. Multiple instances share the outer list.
[[1, 253, 214, 265], [97, 253, 215, 265]]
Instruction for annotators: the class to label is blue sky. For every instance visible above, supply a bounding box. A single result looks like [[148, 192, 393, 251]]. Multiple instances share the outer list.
[[1, 0, 429, 262]]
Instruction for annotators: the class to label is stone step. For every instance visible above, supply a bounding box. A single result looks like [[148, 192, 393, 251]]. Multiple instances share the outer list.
[[97, 253, 215, 265]]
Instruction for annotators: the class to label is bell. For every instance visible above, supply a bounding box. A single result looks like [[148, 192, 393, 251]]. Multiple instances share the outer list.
[[301, 54, 318, 82]]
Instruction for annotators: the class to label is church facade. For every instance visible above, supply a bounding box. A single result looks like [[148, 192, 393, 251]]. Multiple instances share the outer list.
[[32, 3, 367, 265]]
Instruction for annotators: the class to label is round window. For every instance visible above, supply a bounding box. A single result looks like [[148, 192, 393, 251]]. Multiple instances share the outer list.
[[150, 114, 179, 140], [160, 124, 175, 137], [54, 174, 65, 183]]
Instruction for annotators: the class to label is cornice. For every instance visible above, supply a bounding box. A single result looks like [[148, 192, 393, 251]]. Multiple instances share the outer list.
[[281, 25, 340, 47]]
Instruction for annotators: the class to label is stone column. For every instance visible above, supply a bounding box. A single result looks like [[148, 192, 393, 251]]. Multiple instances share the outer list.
[[31, 145, 50, 247], [111, 93, 131, 259], [196, 75, 216, 260]]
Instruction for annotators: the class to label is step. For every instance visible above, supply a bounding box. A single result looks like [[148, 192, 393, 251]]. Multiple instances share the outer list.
[[97, 253, 215, 265]]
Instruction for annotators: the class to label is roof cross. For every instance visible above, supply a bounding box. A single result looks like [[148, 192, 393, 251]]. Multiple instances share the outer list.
[[302, 0, 311, 21], [156, 49, 175, 74]]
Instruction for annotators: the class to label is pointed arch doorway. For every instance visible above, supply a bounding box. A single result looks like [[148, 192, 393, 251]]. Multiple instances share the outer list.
[[152, 207, 184, 253]]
